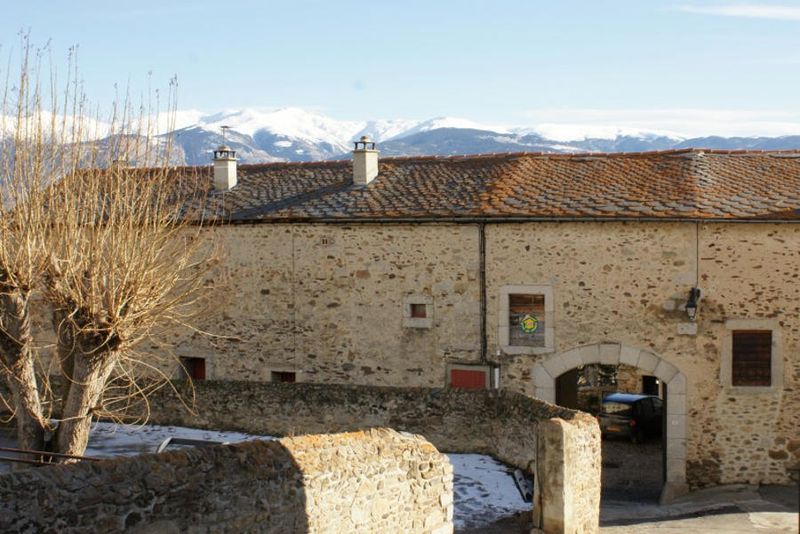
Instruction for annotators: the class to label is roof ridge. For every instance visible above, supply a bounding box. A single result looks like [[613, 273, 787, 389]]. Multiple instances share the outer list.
[[156, 147, 800, 173], [217, 147, 800, 169]]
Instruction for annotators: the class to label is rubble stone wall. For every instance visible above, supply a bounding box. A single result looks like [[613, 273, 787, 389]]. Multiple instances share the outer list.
[[14, 219, 797, 492], [163, 223, 482, 387], [0, 428, 453, 534], [145, 380, 601, 533], [485, 221, 800, 487]]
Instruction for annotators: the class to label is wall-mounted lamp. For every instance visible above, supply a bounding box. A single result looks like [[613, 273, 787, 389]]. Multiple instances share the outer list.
[[685, 287, 701, 321]]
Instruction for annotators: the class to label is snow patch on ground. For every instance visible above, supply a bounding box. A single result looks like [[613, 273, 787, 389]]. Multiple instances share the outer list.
[[84, 422, 268, 458], [448, 453, 531, 529]]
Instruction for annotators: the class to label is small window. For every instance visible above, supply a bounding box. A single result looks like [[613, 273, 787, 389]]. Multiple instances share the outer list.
[[410, 303, 427, 318], [272, 371, 296, 383], [403, 295, 433, 328], [449, 368, 488, 390], [509, 294, 546, 347], [180, 357, 206, 381], [732, 331, 772, 387]]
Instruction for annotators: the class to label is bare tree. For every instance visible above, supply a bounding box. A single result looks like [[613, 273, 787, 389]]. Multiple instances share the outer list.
[[0, 36, 80, 453], [0, 36, 215, 460]]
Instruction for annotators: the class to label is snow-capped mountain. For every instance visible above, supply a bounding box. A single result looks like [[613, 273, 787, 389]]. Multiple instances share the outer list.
[[165, 108, 428, 163], [158, 107, 800, 164], [5, 107, 800, 164]]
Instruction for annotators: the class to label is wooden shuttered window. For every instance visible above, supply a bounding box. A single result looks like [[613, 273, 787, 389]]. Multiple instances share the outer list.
[[732, 330, 772, 387], [509, 294, 545, 347]]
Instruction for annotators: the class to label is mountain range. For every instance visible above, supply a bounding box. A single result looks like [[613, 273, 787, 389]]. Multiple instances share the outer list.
[[98, 108, 800, 165]]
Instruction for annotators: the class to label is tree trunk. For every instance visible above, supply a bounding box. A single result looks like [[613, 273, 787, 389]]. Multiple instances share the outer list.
[[0, 291, 47, 456], [51, 307, 76, 419], [54, 348, 117, 458]]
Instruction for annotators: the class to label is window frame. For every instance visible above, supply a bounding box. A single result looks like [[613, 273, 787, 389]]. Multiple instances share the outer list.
[[721, 319, 783, 393], [731, 330, 772, 387], [403, 294, 433, 329], [179, 356, 208, 381], [498, 285, 554, 355], [410, 303, 428, 319]]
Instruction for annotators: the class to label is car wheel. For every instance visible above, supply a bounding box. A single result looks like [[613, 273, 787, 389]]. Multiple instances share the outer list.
[[631, 429, 643, 444]]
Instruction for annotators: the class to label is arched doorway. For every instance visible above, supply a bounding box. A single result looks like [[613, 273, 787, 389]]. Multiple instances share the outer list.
[[531, 342, 688, 503]]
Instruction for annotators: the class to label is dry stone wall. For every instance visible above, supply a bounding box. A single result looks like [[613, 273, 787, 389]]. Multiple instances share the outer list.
[[0, 428, 453, 534], [145, 380, 601, 533]]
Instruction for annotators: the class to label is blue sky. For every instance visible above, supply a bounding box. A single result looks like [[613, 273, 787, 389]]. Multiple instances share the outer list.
[[3, 1, 800, 136]]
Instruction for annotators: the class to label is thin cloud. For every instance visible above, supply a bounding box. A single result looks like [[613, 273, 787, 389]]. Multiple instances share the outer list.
[[518, 108, 800, 140], [676, 3, 800, 21]]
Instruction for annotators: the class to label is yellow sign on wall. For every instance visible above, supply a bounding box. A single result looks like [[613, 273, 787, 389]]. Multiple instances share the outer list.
[[520, 314, 539, 333]]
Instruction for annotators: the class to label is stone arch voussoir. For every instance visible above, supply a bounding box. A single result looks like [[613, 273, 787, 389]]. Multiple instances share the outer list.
[[531, 342, 689, 502]]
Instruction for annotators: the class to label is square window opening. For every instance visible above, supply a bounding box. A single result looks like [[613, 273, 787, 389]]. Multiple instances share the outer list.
[[180, 357, 206, 381], [272, 371, 296, 383], [403, 296, 433, 328], [410, 303, 427, 319]]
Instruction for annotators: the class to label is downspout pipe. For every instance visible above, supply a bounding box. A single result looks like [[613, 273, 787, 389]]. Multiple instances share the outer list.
[[479, 222, 487, 365]]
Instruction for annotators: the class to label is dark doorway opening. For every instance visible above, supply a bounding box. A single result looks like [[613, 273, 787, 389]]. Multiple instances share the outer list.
[[555, 363, 665, 503]]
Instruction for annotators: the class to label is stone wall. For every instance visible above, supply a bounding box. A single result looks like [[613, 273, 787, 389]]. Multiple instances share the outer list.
[[16, 219, 798, 491], [169, 221, 796, 488], [690, 223, 800, 487], [485, 221, 800, 487], [0, 428, 453, 534], [144, 380, 601, 533], [615, 364, 644, 394], [161, 223, 481, 386], [538, 417, 602, 534]]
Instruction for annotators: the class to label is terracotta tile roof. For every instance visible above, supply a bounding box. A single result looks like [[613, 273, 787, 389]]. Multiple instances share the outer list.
[[190, 149, 800, 221]]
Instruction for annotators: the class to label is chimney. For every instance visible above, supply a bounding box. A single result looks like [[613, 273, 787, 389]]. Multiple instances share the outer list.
[[353, 135, 378, 185], [213, 145, 237, 191]]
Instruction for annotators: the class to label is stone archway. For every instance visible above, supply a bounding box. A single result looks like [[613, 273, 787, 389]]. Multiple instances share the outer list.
[[531, 342, 689, 503]]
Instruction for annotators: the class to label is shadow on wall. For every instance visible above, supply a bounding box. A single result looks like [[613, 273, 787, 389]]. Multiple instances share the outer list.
[[0, 428, 455, 534], [0, 439, 309, 533], [144, 380, 601, 534]]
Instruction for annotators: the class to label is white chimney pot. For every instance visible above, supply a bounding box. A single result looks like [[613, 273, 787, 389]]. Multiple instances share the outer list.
[[213, 145, 237, 191], [352, 135, 378, 185]]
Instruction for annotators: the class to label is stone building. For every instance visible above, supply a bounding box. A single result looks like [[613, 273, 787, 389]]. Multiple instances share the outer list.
[[166, 142, 799, 497]]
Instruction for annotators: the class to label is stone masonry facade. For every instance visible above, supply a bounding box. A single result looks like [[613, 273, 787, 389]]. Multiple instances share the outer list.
[[155, 220, 799, 490], [0, 428, 453, 534]]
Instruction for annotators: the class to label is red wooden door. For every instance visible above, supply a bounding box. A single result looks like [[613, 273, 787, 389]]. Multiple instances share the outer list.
[[450, 369, 487, 390]]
